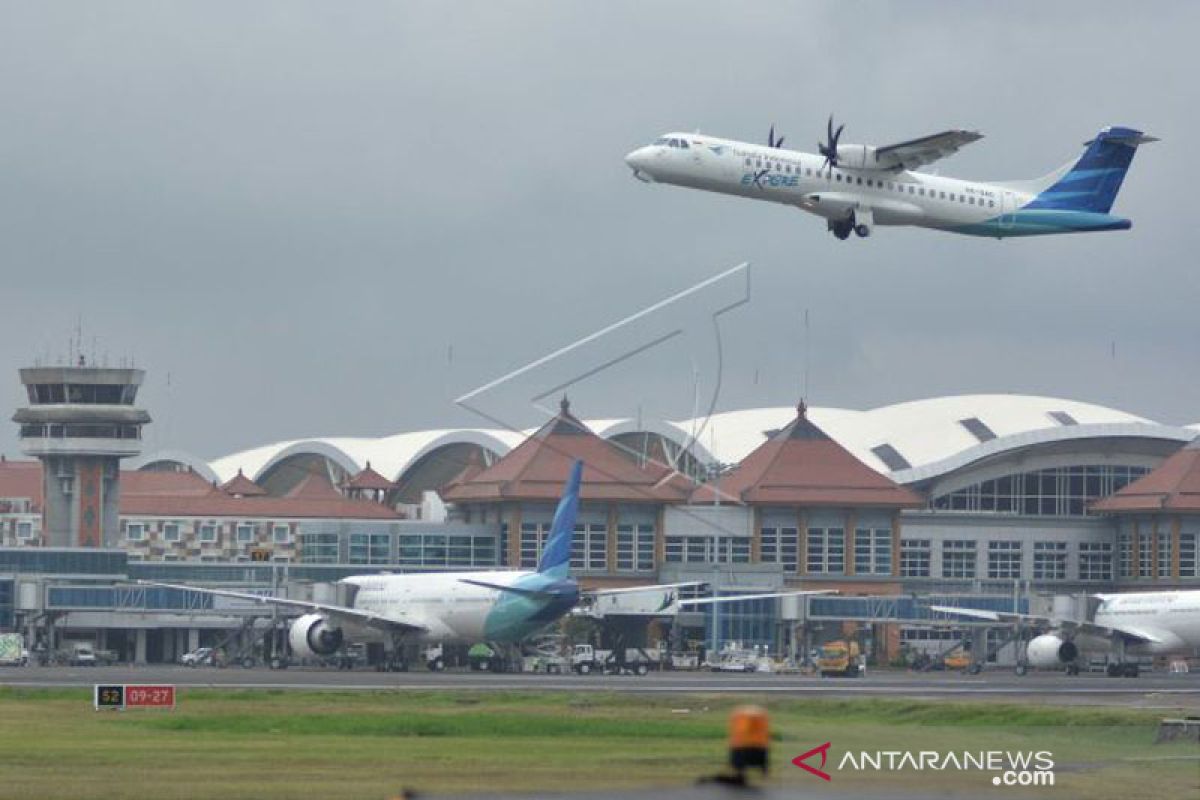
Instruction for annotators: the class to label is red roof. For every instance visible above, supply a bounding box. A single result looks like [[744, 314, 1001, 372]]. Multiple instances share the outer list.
[[0, 460, 399, 520], [1092, 437, 1200, 513], [441, 398, 691, 503], [220, 469, 267, 497], [345, 461, 394, 491], [690, 403, 923, 508]]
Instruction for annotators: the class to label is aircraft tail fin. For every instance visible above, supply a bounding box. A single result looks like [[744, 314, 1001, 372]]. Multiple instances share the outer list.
[[536, 460, 582, 579], [1019, 126, 1156, 213]]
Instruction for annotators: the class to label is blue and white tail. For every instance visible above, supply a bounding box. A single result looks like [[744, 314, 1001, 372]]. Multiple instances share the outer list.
[[1023, 126, 1156, 213], [536, 460, 583, 579]]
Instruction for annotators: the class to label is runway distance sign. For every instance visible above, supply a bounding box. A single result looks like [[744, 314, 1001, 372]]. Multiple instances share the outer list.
[[94, 684, 175, 710]]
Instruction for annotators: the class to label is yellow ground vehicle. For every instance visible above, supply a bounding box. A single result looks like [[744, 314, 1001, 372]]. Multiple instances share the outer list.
[[817, 640, 864, 677], [943, 648, 973, 671]]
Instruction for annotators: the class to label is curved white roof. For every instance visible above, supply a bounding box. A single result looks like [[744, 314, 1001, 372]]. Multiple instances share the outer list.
[[672, 394, 1189, 477], [203, 395, 1193, 488], [208, 429, 526, 484]]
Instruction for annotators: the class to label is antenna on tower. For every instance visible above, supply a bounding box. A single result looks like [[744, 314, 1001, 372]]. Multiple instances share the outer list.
[[802, 308, 811, 405]]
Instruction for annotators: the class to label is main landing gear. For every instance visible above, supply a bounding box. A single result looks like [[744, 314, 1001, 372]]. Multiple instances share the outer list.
[[828, 212, 872, 240]]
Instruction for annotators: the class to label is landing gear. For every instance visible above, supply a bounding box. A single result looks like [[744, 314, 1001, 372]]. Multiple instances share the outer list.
[[1065, 663, 1080, 676], [1107, 662, 1139, 678], [854, 224, 871, 238], [428, 657, 445, 672], [1014, 663, 1028, 677], [829, 219, 852, 240]]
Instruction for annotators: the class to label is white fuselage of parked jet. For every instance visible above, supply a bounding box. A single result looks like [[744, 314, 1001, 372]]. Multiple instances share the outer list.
[[1089, 590, 1200, 656]]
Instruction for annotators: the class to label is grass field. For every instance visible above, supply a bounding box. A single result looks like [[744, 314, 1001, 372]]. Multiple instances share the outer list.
[[0, 687, 1195, 799]]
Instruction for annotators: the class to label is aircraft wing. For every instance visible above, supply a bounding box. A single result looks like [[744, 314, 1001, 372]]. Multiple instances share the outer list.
[[584, 581, 705, 598], [135, 580, 429, 636], [679, 589, 836, 607], [874, 130, 983, 171], [927, 605, 1161, 644]]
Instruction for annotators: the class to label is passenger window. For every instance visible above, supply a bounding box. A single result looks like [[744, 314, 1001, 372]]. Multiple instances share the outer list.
[[908, 186, 915, 194], [745, 158, 752, 166], [918, 188, 924, 196], [939, 191, 946, 199], [969, 197, 975, 204], [806, 168, 813, 176], [836, 173, 842, 181], [989, 200, 995, 207], [681, 140, 689, 149], [856, 177, 862, 185]]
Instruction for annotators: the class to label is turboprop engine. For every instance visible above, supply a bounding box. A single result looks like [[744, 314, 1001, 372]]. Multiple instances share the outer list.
[[833, 143, 879, 170], [288, 612, 344, 658], [1026, 633, 1079, 668]]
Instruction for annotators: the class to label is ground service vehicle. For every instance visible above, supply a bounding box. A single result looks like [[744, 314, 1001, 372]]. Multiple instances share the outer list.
[[571, 644, 656, 675], [65, 642, 97, 667], [818, 640, 864, 677], [180, 647, 214, 667], [0, 633, 27, 666]]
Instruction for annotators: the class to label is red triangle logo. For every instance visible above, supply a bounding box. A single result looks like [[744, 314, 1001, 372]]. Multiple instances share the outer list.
[[792, 742, 832, 781]]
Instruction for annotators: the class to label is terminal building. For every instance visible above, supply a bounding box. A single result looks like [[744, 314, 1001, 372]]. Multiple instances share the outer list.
[[2, 360, 1197, 664]]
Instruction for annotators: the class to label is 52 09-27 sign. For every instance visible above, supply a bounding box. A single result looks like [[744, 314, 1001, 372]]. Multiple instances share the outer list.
[[94, 684, 175, 711]]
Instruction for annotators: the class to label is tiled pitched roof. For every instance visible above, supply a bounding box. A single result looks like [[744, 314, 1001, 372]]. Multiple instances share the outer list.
[[220, 469, 267, 497], [1092, 437, 1200, 513], [344, 461, 394, 491], [440, 398, 691, 503], [0, 460, 399, 520], [690, 403, 923, 508]]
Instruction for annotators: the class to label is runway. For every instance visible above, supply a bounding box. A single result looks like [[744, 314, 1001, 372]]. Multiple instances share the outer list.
[[4, 665, 1198, 708]]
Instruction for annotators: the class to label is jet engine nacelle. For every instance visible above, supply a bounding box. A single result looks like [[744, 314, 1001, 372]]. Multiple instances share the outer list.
[[1026, 633, 1079, 669], [835, 144, 879, 170], [288, 612, 344, 658]]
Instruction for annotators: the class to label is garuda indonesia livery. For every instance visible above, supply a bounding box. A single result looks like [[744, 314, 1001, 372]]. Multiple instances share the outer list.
[[143, 460, 828, 671], [624, 118, 1156, 239]]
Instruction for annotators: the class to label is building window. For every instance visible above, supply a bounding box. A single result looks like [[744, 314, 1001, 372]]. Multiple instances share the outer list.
[[760, 526, 799, 573], [272, 524, 290, 544], [349, 532, 391, 565], [162, 523, 180, 542], [941, 540, 976, 579], [900, 539, 931, 577], [988, 540, 1023, 580], [1156, 533, 1172, 578], [806, 528, 844, 574], [236, 524, 255, 544], [1033, 541, 1067, 580], [126, 523, 146, 542], [499, 522, 509, 567], [520, 522, 550, 569], [1180, 532, 1197, 578], [1078, 542, 1113, 581], [616, 524, 655, 572], [1117, 531, 1132, 578], [854, 528, 892, 575], [16, 521, 34, 540], [1137, 533, 1153, 578], [300, 532, 339, 564], [570, 523, 608, 571], [199, 524, 218, 543]]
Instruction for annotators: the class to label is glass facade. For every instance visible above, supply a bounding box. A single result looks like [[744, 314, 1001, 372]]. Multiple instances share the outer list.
[[931, 465, 1151, 516], [349, 532, 392, 565], [0, 579, 12, 630], [0, 548, 126, 575], [1181, 532, 1197, 578], [570, 524, 608, 571], [664, 536, 750, 564], [397, 534, 497, 567]]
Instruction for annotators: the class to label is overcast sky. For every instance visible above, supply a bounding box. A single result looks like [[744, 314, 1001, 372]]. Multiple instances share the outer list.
[[1, 1, 1197, 462]]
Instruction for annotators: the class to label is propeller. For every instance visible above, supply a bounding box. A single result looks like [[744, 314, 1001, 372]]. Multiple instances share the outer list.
[[818, 115, 845, 172], [768, 124, 785, 149]]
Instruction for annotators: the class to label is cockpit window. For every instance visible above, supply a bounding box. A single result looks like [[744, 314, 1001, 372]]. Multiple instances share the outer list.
[[680, 139, 689, 149], [654, 137, 669, 145]]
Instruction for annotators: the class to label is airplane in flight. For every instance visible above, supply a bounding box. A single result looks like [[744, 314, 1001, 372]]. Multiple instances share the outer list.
[[624, 119, 1156, 240], [933, 590, 1200, 677], [143, 460, 829, 671]]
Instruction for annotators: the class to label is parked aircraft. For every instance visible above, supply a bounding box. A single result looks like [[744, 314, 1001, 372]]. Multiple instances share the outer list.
[[142, 460, 828, 670], [625, 119, 1155, 239], [933, 590, 1200, 677]]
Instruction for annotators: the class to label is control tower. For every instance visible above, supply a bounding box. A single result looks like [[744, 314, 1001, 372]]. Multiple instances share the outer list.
[[12, 363, 151, 547]]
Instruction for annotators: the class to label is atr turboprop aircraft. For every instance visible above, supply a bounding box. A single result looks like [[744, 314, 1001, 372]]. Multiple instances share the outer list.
[[143, 460, 829, 670], [624, 118, 1156, 239], [933, 590, 1200, 677]]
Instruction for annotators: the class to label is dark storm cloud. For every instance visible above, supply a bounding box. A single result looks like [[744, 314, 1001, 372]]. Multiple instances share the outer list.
[[1, 1, 1196, 461]]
